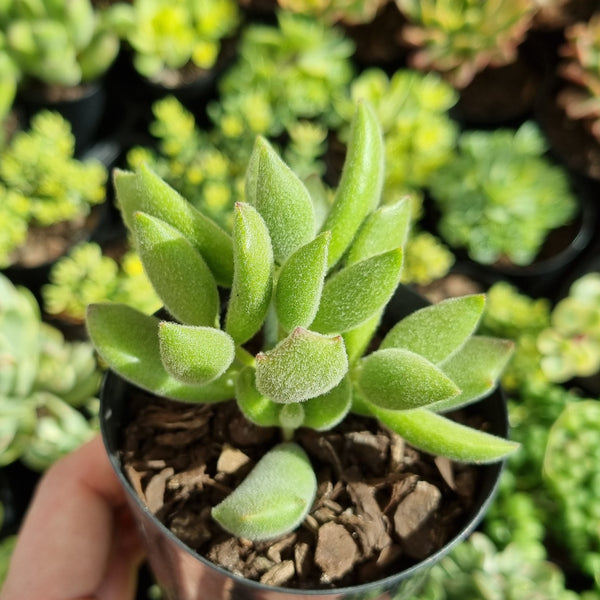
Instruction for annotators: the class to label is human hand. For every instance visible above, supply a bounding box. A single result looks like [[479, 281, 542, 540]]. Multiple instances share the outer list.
[[0, 434, 145, 600]]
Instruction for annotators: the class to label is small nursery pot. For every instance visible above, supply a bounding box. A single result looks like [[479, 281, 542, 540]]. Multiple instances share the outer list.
[[99, 286, 510, 600]]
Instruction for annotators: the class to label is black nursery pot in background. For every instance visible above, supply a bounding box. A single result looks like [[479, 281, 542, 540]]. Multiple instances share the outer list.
[[99, 286, 510, 600]]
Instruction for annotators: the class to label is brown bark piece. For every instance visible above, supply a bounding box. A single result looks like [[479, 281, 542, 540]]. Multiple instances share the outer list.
[[314, 522, 358, 582], [394, 480, 442, 540], [259, 560, 296, 586], [144, 467, 174, 513], [216, 444, 252, 475]]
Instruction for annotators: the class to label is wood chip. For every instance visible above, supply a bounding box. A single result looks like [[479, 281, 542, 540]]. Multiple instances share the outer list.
[[434, 455, 455, 490], [314, 522, 358, 582], [145, 467, 174, 513], [346, 482, 391, 552], [393, 480, 441, 540], [216, 444, 252, 474], [259, 560, 295, 586]]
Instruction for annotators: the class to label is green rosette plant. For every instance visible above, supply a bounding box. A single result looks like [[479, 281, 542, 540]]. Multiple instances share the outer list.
[[87, 103, 517, 543], [3, 0, 120, 87], [277, 0, 388, 25], [428, 121, 579, 267], [0, 274, 100, 472]]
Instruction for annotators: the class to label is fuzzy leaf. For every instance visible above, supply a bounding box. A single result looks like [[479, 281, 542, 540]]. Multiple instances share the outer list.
[[302, 376, 352, 431], [430, 337, 515, 412], [225, 203, 273, 345], [236, 366, 280, 427], [246, 137, 315, 264], [311, 249, 403, 335], [346, 198, 411, 265], [381, 295, 485, 364], [321, 101, 384, 268], [275, 232, 330, 333], [343, 311, 382, 365], [133, 212, 219, 327], [255, 328, 348, 404], [159, 323, 235, 385], [211, 442, 317, 541], [86, 304, 235, 402], [358, 348, 460, 411], [368, 405, 519, 463], [114, 166, 233, 286]]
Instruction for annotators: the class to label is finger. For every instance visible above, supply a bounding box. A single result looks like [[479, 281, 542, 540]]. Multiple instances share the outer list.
[[0, 435, 144, 600]]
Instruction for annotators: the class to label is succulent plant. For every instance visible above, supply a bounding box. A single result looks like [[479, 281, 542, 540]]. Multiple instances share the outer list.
[[42, 242, 162, 324], [276, 0, 389, 25], [537, 272, 600, 383], [87, 103, 517, 543], [3, 0, 120, 87], [109, 0, 239, 82], [401, 230, 455, 286], [336, 67, 459, 201], [428, 121, 579, 267], [207, 10, 355, 163], [414, 532, 580, 600], [395, 0, 537, 88], [558, 13, 600, 144], [0, 274, 100, 471], [544, 399, 600, 583], [0, 35, 18, 126], [0, 110, 107, 267]]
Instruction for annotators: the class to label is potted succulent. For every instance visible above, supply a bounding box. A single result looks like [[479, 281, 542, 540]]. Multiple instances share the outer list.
[[0, 110, 108, 297], [2, 0, 121, 150], [108, 0, 240, 108], [86, 103, 517, 598], [426, 120, 592, 297], [394, 0, 540, 124]]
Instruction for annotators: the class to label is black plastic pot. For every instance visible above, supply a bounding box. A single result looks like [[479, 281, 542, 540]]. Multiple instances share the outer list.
[[100, 285, 510, 600]]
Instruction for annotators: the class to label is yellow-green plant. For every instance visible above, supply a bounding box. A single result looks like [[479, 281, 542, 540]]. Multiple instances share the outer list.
[[395, 0, 536, 88], [42, 242, 161, 323], [0, 111, 107, 267], [110, 0, 239, 82], [277, 0, 388, 24], [87, 103, 517, 544]]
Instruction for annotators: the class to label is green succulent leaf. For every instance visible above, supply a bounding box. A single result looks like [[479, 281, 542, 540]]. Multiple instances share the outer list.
[[225, 202, 273, 345], [302, 375, 352, 431], [211, 442, 317, 541], [236, 366, 280, 428], [246, 136, 315, 264], [158, 322, 235, 385], [342, 311, 383, 365], [321, 101, 384, 268], [368, 405, 519, 463], [381, 295, 485, 364], [311, 249, 403, 335], [255, 327, 348, 404], [132, 212, 219, 327], [114, 165, 234, 286], [357, 348, 460, 411], [430, 336, 515, 412], [346, 197, 411, 265], [86, 304, 235, 403], [275, 232, 330, 333]]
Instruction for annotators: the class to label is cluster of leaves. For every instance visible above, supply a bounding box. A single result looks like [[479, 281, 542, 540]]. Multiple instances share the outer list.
[[337, 68, 459, 202], [537, 272, 600, 383], [414, 532, 582, 600], [277, 0, 388, 24], [544, 399, 600, 585], [1, 0, 120, 87], [0, 274, 100, 472], [207, 10, 355, 164], [558, 13, 600, 142], [428, 121, 578, 267], [87, 103, 517, 542], [0, 111, 107, 268], [109, 0, 240, 81], [401, 230, 455, 286], [0, 32, 18, 126], [395, 0, 537, 88], [42, 242, 161, 324], [127, 96, 242, 230]]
